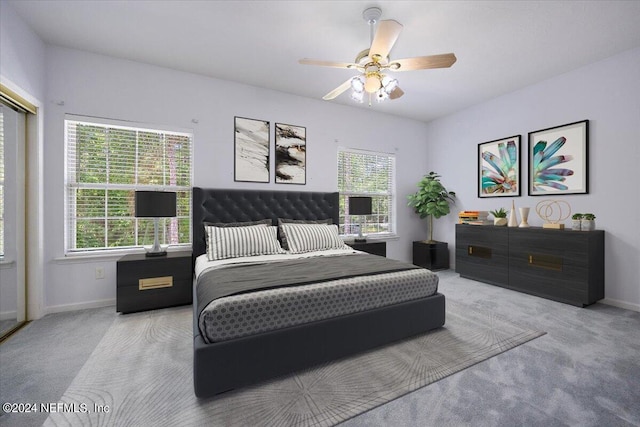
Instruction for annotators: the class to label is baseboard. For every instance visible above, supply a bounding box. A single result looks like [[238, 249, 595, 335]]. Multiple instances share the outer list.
[[45, 298, 116, 315], [0, 310, 17, 321], [600, 298, 640, 313]]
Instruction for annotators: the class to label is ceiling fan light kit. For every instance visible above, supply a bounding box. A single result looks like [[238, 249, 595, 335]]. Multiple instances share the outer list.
[[299, 7, 457, 107]]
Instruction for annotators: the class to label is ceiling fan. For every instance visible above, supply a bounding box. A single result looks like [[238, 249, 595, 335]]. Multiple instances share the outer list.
[[299, 7, 456, 105]]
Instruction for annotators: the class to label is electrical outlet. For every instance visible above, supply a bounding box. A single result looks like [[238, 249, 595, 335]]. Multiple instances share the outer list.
[[95, 267, 105, 279]]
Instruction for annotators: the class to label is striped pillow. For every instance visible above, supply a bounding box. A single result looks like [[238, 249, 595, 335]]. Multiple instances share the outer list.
[[277, 218, 333, 250], [205, 225, 285, 261], [280, 223, 350, 254]]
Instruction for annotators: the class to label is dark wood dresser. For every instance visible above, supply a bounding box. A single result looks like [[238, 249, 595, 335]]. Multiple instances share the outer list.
[[455, 224, 604, 307]]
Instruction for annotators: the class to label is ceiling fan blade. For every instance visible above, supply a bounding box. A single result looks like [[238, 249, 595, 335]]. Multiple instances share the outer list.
[[370, 20, 403, 60], [299, 58, 357, 69], [391, 53, 457, 71], [389, 86, 404, 100], [322, 79, 353, 100]]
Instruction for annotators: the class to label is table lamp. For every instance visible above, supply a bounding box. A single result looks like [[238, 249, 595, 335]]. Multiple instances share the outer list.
[[135, 191, 176, 257], [349, 196, 372, 243]]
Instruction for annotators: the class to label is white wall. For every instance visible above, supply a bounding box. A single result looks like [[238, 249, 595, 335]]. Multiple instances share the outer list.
[[424, 47, 640, 310], [43, 46, 431, 312], [0, 1, 46, 100]]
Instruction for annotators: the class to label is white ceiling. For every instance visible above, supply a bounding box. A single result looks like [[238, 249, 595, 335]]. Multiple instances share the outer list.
[[9, 0, 640, 123]]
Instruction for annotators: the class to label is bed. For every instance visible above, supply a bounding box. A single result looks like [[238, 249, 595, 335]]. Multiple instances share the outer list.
[[192, 187, 446, 398]]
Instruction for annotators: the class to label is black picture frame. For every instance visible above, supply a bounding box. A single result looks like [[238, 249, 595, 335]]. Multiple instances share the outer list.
[[275, 123, 306, 185], [234, 116, 270, 183], [528, 120, 589, 196], [478, 135, 521, 198]]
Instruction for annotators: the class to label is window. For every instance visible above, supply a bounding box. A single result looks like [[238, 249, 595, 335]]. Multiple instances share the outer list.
[[337, 148, 396, 237], [65, 116, 193, 254]]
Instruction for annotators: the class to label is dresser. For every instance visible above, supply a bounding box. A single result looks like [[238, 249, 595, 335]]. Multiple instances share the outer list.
[[455, 225, 604, 307]]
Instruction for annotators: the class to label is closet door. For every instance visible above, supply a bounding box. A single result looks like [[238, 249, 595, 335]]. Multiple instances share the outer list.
[[0, 103, 26, 340]]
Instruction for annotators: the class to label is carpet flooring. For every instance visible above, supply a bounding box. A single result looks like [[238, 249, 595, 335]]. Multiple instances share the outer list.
[[2, 271, 639, 426], [40, 299, 542, 426]]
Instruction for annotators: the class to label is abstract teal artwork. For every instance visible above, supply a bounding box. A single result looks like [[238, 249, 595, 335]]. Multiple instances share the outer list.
[[478, 135, 521, 197], [528, 120, 589, 195]]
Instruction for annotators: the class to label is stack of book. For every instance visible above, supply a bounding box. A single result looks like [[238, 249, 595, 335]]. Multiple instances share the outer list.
[[458, 211, 492, 225]]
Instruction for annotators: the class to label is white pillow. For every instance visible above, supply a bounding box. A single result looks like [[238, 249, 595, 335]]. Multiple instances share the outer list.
[[205, 225, 285, 261], [280, 223, 350, 254]]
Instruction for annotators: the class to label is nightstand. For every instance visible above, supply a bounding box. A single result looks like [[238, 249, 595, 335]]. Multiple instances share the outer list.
[[347, 241, 386, 257], [116, 251, 192, 314]]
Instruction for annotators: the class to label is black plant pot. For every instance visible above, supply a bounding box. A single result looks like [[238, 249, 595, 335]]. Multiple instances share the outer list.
[[412, 241, 449, 271]]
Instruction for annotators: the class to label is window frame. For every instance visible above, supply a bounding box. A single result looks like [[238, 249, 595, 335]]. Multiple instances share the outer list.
[[64, 115, 193, 256], [337, 147, 397, 239]]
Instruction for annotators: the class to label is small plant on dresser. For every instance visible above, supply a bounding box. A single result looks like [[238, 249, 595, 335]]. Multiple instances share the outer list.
[[490, 208, 508, 226], [581, 213, 596, 231], [571, 213, 583, 230]]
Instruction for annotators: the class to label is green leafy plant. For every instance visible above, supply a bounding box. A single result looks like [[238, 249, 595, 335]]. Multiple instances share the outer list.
[[407, 172, 456, 243], [583, 213, 596, 220], [572, 213, 583, 220], [490, 208, 507, 218]]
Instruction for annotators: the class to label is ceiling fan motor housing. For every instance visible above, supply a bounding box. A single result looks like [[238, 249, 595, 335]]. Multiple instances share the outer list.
[[362, 7, 382, 24]]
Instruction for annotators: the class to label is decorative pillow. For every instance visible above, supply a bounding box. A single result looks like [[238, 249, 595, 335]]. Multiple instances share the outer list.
[[205, 225, 285, 261], [277, 218, 333, 250], [204, 219, 272, 227], [279, 223, 349, 254]]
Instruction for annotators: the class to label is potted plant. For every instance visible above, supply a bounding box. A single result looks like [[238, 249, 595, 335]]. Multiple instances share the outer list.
[[407, 172, 456, 270], [571, 213, 583, 231], [408, 172, 456, 242], [582, 213, 596, 231], [490, 208, 508, 226]]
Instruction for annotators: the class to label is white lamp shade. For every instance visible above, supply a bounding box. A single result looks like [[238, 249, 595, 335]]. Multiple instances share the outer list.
[[364, 75, 381, 93]]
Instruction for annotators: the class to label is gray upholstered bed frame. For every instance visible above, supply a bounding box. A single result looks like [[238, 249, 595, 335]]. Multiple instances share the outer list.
[[192, 187, 446, 398]]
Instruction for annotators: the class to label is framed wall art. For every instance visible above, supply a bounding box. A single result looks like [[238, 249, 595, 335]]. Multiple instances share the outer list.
[[275, 123, 306, 185], [234, 116, 270, 183], [478, 135, 521, 197], [528, 120, 588, 196]]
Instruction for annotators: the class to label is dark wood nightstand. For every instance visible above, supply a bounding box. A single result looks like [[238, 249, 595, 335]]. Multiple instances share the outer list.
[[116, 251, 192, 314], [347, 241, 386, 257], [413, 241, 449, 271]]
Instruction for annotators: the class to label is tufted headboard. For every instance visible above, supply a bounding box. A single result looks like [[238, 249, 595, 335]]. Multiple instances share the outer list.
[[192, 187, 340, 261]]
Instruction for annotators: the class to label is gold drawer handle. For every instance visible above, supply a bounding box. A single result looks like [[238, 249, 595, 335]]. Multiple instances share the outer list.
[[139, 276, 173, 290], [468, 245, 491, 259], [528, 254, 563, 271]]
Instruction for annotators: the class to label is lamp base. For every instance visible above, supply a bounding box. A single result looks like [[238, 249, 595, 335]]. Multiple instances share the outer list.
[[145, 250, 167, 257], [354, 238, 367, 243]]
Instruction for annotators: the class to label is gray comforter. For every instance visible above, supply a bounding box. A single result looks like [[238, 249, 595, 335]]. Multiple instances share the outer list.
[[196, 253, 421, 316]]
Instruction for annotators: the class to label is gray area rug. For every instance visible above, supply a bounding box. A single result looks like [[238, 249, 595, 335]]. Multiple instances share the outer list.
[[44, 301, 544, 426]]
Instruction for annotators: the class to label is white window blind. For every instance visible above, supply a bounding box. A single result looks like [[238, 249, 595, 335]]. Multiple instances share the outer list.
[[65, 116, 193, 253], [337, 148, 396, 237], [0, 109, 4, 257]]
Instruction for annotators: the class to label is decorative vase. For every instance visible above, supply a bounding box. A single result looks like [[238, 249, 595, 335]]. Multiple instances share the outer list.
[[508, 200, 518, 227], [571, 219, 582, 231], [494, 217, 508, 226], [581, 219, 595, 231], [518, 207, 530, 227]]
